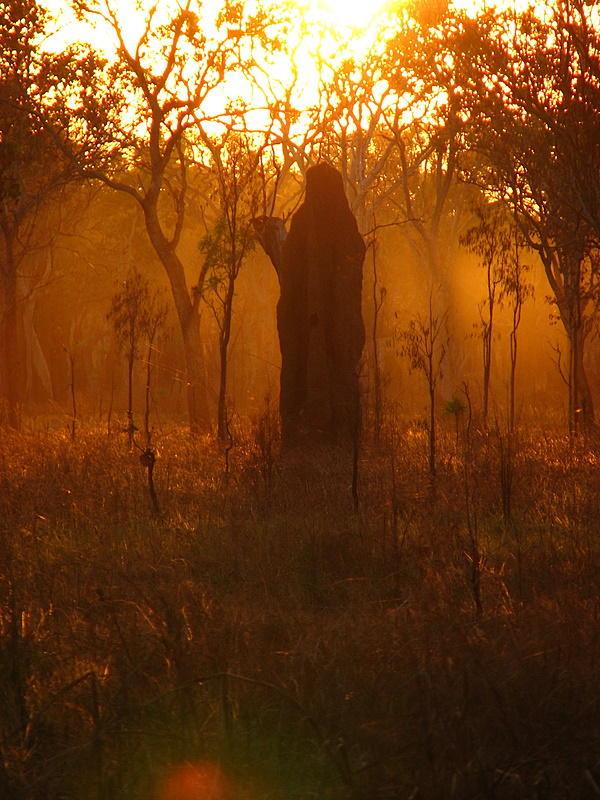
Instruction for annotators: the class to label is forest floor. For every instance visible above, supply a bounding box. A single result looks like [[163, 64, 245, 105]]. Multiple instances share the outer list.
[[1, 420, 600, 799]]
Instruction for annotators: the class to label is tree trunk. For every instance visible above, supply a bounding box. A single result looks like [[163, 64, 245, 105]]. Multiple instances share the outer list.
[[482, 269, 495, 427], [127, 347, 135, 448], [570, 324, 594, 434], [482, 323, 491, 426], [564, 253, 594, 435], [143, 206, 209, 431], [0, 261, 21, 428], [181, 320, 209, 432], [144, 334, 154, 445], [543, 250, 595, 436], [371, 236, 384, 442], [429, 378, 436, 478], [20, 259, 53, 402], [217, 279, 235, 442], [509, 327, 518, 434]]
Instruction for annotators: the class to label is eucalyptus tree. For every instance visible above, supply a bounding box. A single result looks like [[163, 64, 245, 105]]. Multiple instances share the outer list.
[[198, 132, 264, 441], [50, 0, 279, 431], [309, 43, 399, 229], [107, 268, 167, 447], [461, 202, 532, 429], [373, 5, 477, 394], [449, 1, 600, 433], [460, 205, 504, 426], [397, 289, 449, 478], [251, 16, 409, 224], [0, 0, 104, 426]]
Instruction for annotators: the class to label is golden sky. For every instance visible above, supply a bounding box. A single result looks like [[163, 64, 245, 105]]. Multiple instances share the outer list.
[[40, 0, 538, 131]]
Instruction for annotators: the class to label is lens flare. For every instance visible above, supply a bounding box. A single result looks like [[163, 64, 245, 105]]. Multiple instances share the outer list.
[[306, 0, 389, 29], [155, 761, 231, 800]]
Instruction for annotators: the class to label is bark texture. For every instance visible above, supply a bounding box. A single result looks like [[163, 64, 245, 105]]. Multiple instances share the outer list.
[[252, 216, 287, 279], [277, 164, 365, 448]]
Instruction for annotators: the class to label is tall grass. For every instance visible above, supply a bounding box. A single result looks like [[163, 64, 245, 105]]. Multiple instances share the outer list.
[[1, 422, 600, 799]]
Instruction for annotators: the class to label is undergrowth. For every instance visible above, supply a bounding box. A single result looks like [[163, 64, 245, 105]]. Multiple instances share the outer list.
[[1, 422, 600, 799]]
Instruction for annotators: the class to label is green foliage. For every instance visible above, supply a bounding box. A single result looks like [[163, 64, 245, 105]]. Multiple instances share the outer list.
[[396, 296, 448, 384], [444, 395, 465, 417], [461, 202, 533, 307], [107, 269, 167, 359], [199, 217, 255, 291], [0, 1, 57, 214]]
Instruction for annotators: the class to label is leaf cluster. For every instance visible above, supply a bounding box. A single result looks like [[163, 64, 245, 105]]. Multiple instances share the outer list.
[[107, 269, 168, 359], [396, 302, 448, 384]]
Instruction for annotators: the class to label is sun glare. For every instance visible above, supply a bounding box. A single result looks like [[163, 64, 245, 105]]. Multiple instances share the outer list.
[[307, 0, 390, 29]]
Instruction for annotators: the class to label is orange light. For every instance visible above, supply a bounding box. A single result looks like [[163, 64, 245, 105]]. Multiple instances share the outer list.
[[155, 761, 232, 800], [305, 0, 389, 29]]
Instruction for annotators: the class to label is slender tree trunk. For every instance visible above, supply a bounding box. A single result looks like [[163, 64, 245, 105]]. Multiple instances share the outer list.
[[107, 363, 115, 436], [0, 261, 21, 428], [127, 346, 135, 448], [482, 290, 495, 427], [182, 321, 209, 432], [217, 336, 228, 442], [427, 338, 437, 478], [67, 348, 77, 442], [20, 258, 53, 402], [508, 277, 524, 435], [217, 279, 235, 442], [143, 206, 209, 431], [509, 327, 518, 434], [564, 259, 594, 436], [144, 334, 154, 446], [482, 324, 491, 426], [543, 250, 594, 436], [570, 324, 594, 434], [429, 379, 436, 478], [371, 237, 384, 442]]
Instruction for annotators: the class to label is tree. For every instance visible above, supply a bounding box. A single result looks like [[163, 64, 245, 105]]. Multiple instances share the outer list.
[[397, 289, 448, 478], [545, 0, 600, 242], [108, 269, 156, 446], [0, 0, 90, 425], [142, 292, 168, 447], [502, 221, 531, 434], [199, 133, 261, 442], [53, 0, 276, 431], [461, 205, 503, 426], [462, 201, 532, 430], [451, 1, 600, 433], [308, 40, 402, 229], [379, 7, 476, 390]]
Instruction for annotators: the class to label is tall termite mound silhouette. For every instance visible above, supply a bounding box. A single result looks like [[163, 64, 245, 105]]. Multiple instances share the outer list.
[[256, 163, 366, 449]]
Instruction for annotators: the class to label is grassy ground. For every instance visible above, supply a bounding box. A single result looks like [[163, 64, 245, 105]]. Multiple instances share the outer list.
[[1, 420, 600, 799]]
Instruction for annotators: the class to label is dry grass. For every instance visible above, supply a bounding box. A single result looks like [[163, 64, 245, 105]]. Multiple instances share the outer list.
[[1, 422, 600, 799]]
